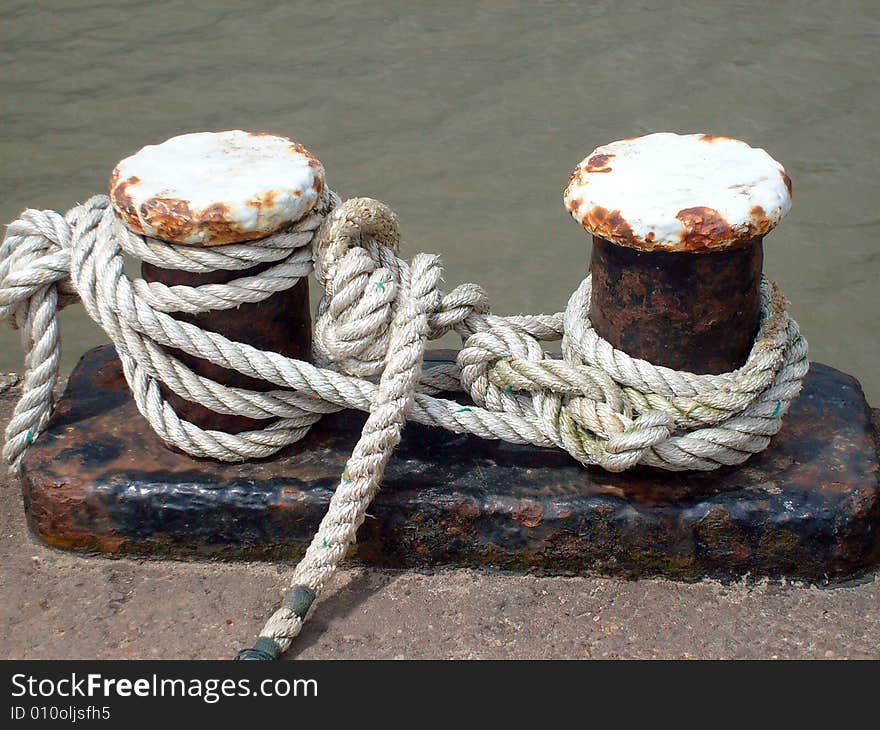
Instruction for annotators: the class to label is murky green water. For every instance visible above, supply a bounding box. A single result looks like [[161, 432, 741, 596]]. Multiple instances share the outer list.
[[1, 1, 878, 401]]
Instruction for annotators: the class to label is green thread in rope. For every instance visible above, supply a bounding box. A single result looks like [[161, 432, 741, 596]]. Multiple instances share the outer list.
[[321, 537, 328, 547], [25, 430, 32, 445], [456, 407, 471, 413], [505, 385, 514, 395], [772, 401, 782, 417], [377, 282, 386, 292]]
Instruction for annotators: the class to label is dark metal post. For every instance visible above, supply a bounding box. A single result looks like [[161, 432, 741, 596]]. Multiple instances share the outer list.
[[588, 236, 763, 374], [139, 262, 311, 433]]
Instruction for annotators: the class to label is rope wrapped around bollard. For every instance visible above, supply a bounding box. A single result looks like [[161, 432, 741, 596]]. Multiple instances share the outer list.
[[0, 192, 809, 658]]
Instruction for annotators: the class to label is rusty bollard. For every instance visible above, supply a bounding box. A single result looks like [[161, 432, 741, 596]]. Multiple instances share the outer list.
[[109, 130, 323, 433], [564, 132, 793, 374], [17, 130, 880, 580]]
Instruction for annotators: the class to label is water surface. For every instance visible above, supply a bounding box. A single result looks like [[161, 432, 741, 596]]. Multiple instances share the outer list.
[[2, 1, 878, 401]]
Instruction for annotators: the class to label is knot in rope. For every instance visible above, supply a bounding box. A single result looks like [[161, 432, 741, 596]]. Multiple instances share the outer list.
[[465, 276, 808, 471]]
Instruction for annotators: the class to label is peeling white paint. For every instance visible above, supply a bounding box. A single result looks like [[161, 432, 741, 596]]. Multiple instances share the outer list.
[[110, 130, 323, 245], [564, 132, 792, 252]]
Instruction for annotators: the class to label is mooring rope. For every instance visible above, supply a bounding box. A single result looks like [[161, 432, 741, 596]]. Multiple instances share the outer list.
[[0, 192, 808, 658]]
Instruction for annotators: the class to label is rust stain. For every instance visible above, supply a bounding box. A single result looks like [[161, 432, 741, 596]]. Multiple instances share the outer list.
[[566, 166, 586, 193], [581, 205, 638, 247], [279, 485, 306, 501], [195, 202, 248, 243], [512, 502, 544, 528], [247, 190, 277, 210], [137, 196, 279, 245], [39, 531, 126, 553], [139, 197, 196, 242], [108, 171, 143, 233], [585, 153, 614, 173], [674, 206, 733, 251], [452, 496, 481, 521], [780, 170, 793, 198], [698, 133, 730, 143], [749, 204, 772, 237]]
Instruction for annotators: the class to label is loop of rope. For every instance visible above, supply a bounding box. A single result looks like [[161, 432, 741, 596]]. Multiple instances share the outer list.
[[0, 192, 809, 657]]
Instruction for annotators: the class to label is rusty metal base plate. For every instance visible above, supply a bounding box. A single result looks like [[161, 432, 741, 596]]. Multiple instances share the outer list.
[[21, 345, 880, 581]]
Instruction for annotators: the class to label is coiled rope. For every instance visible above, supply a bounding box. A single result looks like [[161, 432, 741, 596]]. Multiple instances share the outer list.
[[0, 191, 808, 658]]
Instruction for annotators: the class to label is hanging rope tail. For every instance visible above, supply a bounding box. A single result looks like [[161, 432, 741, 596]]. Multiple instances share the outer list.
[[0, 193, 809, 659]]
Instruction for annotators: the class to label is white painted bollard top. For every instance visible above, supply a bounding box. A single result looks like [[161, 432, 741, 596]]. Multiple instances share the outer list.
[[564, 132, 792, 252], [109, 130, 325, 246]]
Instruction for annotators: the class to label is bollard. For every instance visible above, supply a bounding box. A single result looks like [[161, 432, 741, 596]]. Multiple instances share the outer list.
[[10, 129, 879, 588], [108, 130, 323, 433], [563, 132, 793, 374]]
